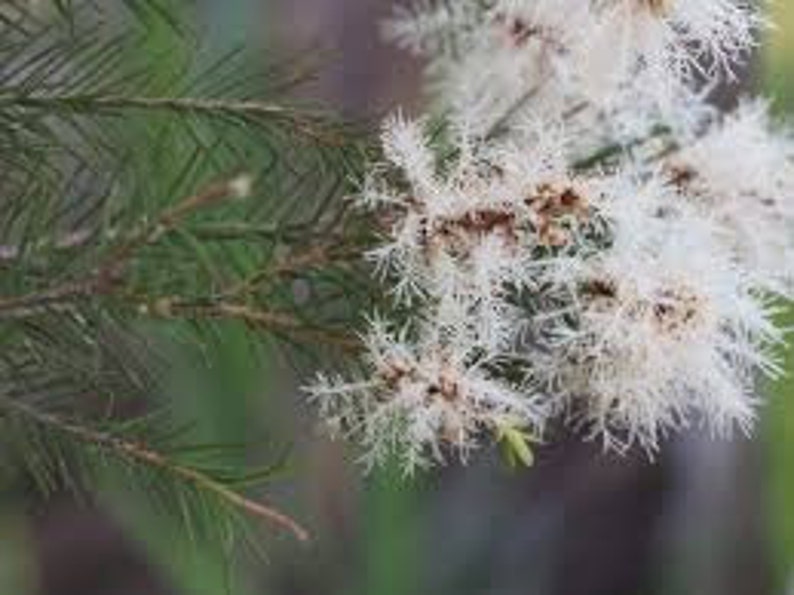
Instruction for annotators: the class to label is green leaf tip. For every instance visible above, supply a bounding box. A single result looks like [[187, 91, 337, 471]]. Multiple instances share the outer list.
[[496, 423, 536, 470]]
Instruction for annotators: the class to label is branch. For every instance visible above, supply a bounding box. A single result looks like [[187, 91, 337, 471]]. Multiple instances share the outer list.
[[0, 92, 350, 146], [221, 236, 361, 300], [0, 175, 251, 317], [139, 298, 361, 352], [572, 125, 675, 172], [0, 222, 309, 267], [0, 397, 310, 542]]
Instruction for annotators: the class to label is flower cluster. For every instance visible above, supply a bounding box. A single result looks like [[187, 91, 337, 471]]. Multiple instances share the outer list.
[[308, 0, 793, 474]]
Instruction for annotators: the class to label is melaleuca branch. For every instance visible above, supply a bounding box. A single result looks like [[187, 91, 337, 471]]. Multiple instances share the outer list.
[[0, 0, 375, 550], [135, 300, 360, 352], [0, 397, 310, 542], [0, 93, 350, 146], [0, 172, 365, 341], [0, 176, 251, 316]]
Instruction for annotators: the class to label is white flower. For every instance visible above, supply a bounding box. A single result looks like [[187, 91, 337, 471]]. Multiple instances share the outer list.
[[308, 0, 790, 469], [364, 116, 592, 337], [383, 0, 481, 56], [307, 318, 544, 474], [386, 0, 759, 132], [388, 0, 596, 133], [536, 176, 780, 450], [666, 100, 794, 296], [585, 0, 758, 90]]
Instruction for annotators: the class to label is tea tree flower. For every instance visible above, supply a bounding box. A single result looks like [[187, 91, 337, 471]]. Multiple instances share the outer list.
[[587, 0, 758, 86], [386, 0, 596, 131], [387, 0, 759, 131], [364, 116, 587, 310], [665, 101, 794, 295], [537, 183, 780, 450], [307, 318, 544, 474], [308, 0, 792, 470]]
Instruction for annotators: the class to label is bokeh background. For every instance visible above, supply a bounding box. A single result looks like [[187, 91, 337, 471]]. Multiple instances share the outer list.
[[2, 1, 794, 594]]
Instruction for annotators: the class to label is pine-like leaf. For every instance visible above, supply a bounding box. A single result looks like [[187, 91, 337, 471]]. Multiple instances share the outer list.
[[0, 0, 373, 547]]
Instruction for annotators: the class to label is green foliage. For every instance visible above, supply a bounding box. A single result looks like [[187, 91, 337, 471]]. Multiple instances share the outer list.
[[0, 0, 374, 551], [496, 423, 535, 469]]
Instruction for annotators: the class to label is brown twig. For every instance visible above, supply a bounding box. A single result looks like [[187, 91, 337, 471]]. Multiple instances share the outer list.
[[0, 279, 101, 315], [0, 178, 366, 352], [99, 177, 246, 279], [2, 93, 350, 147], [1, 398, 310, 542], [222, 237, 361, 300], [147, 299, 360, 352], [0, 177, 247, 318]]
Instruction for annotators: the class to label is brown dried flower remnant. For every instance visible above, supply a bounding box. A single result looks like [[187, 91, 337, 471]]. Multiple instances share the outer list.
[[526, 183, 590, 246]]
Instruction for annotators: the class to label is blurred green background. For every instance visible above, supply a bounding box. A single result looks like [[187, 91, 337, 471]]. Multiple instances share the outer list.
[[2, 2, 794, 594], [765, 1, 794, 592]]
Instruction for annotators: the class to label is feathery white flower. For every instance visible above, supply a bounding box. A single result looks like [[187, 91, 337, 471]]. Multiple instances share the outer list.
[[387, 0, 759, 131], [383, 0, 481, 56], [365, 116, 591, 311], [307, 317, 543, 474], [666, 100, 794, 296], [391, 0, 595, 133], [585, 0, 758, 89], [308, 0, 790, 469], [537, 175, 780, 450]]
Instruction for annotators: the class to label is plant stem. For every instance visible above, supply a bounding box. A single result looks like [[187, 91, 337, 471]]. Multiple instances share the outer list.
[[1, 398, 311, 542], [0, 177, 244, 317], [0, 92, 348, 146], [152, 299, 360, 352]]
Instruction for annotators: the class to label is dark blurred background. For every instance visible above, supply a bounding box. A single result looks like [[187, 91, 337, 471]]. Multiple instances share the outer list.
[[2, 1, 794, 594]]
